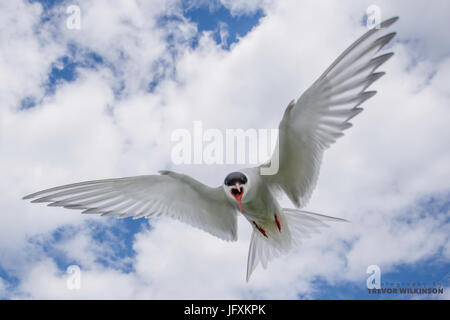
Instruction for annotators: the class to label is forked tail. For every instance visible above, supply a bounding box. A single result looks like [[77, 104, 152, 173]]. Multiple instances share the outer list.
[[246, 209, 348, 281]]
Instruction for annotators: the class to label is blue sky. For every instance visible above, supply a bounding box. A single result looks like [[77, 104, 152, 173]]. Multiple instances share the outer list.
[[0, 0, 449, 299], [22, 0, 263, 103]]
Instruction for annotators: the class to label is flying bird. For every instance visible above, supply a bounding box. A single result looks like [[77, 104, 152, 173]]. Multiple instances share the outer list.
[[23, 17, 398, 281]]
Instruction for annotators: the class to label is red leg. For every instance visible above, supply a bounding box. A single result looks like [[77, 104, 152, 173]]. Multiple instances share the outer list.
[[274, 214, 281, 232], [252, 221, 268, 238]]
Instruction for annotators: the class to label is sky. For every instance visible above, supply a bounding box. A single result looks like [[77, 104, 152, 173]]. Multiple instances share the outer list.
[[0, 0, 449, 299]]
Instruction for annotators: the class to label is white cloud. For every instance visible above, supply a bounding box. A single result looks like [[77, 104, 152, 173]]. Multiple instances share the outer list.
[[0, 0, 449, 299], [219, 0, 272, 16], [0, 1, 64, 109]]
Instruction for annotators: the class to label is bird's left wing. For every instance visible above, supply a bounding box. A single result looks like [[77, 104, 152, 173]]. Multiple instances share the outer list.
[[23, 170, 238, 241], [261, 17, 399, 207]]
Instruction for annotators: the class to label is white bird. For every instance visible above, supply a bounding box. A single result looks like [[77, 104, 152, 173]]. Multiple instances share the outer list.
[[23, 17, 398, 281]]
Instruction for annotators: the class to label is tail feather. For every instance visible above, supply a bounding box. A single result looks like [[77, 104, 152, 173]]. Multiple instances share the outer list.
[[246, 230, 283, 281], [245, 208, 347, 281], [283, 209, 348, 247], [283, 208, 349, 222]]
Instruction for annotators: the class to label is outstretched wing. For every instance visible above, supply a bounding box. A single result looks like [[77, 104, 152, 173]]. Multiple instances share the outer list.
[[261, 17, 399, 207], [23, 170, 237, 241]]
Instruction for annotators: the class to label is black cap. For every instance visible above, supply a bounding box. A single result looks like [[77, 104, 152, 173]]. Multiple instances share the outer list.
[[224, 172, 248, 186]]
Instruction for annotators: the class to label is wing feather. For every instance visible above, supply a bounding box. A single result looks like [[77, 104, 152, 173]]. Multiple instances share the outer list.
[[261, 17, 398, 207], [24, 171, 237, 241]]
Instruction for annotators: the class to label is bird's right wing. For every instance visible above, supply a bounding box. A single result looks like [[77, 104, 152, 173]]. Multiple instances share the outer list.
[[23, 170, 238, 241]]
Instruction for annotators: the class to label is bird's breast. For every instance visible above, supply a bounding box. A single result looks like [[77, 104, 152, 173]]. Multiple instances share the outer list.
[[240, 194, 279, 225]]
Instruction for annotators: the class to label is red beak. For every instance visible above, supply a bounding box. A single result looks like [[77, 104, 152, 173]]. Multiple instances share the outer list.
[[231, 183, 244, 212]]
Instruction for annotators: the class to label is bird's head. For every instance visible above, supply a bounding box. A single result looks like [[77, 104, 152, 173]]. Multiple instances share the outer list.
[[223, 171, 248, 212]]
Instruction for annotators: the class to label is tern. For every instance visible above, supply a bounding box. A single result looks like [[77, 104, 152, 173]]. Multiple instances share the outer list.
[[23, 17, 398, 281]]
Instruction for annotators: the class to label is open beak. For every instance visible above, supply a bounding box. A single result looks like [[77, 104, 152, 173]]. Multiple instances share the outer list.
[[230, 183, 244, 211]]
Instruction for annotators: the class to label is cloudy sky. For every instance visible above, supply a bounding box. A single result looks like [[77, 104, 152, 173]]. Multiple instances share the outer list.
[[0, 0, 449, 299]]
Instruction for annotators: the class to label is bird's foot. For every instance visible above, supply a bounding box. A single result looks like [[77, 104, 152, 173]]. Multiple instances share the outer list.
[[274, 214, 281, 232], [252, 221, 268, 238]]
